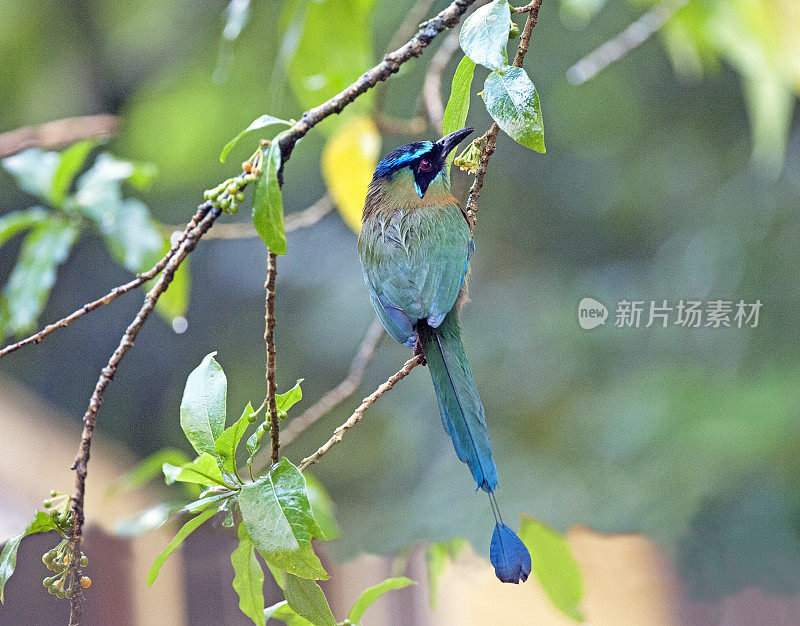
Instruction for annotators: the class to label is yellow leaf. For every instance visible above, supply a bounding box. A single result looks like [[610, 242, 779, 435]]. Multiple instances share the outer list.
[[322, 117, 381, 233]]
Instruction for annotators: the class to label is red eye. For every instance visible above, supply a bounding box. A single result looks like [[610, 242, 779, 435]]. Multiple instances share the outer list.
[[419, 159, 432, 171]]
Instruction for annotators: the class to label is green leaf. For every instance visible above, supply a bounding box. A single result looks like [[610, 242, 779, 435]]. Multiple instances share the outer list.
[[265, 601, 313, 625], [180, 491, 233, 514], [163, 452, 228, 486], [1, 219, 79, 337], [220, 115, 291, 163], [518, 515, 584, 622], [106, 448, 193, 499], [442, 56, 477, 168], [147, 507, 216, 586], [459, 0, 511, 71], [0, 207, 48, 248], [180, 352, 228, 457], [304, 475, 339, 541], [232, 522, 266, 626], [252, 140, 287, 254], [284, 573, 336, 626], [0, 511, 60, 603], [215, 402, 254, 477], [426, 539, 466, 609], [1, 149, 59, 202], [238, 458, 327, 580], [276, 380, 303, 415], [483, 66, 545, 153], [246, 426, 265, 461], [50, 140, 96, 207], [347, 576, 415, 623]]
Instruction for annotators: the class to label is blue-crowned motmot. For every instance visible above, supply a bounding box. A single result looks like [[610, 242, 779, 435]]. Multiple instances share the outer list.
[[358, 127, 532, 584]]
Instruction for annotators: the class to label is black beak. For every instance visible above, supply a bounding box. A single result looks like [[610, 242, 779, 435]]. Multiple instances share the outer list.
[[436, 127, 475, 156]]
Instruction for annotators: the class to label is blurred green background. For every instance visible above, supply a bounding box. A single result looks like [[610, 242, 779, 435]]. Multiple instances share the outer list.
[[1, 0, 799, 610]]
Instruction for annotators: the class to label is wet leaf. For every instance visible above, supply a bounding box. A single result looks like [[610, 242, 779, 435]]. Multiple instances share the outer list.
[[238, 458, 327, 580], [163, 452, 227, 486], [252, 139, 287, 254], [483, 66, 545, 152], [180, 352, 227, 457], [232, 522, 266, 626], [459, 0, 511, 71], [215, 402, 254, 477], [284, 573, 336, 626]]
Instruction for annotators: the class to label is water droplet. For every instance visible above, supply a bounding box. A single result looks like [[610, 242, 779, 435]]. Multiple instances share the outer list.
[[172, 316, 188, 334]]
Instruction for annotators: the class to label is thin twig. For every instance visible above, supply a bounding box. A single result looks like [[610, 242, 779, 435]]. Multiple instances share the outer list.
[[566, 0, 689, 86], [0, 114, 118, 158], [265, 251, 280, 464], [423, 30, 462, 131], [281, 318, 384, 447], [464, 0, 542, 230], [298, 354, 423, 471], [0, 208, 206, 359], [164, 194, 334, 240], [66, 202, 220, 625]]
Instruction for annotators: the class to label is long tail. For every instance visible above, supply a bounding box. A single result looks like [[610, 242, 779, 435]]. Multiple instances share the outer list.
[[418, 311, 498, 493], [419, 310, 532, 584]]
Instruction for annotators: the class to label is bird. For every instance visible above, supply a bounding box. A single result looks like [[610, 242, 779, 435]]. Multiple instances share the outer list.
[[358, 127, 532, 584]]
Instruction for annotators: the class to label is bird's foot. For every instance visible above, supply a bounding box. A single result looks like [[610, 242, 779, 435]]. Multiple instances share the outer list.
[[413, 339, 427, 366]]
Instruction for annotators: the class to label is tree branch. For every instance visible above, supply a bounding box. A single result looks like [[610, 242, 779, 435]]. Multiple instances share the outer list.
[[566, 0, 688, 86], [464, 0, 543, 230], [0, 114, 118, 158], [281, 317, 384, 448], [265, 251, 280, 465], [298, 354, 423, 471], [66, 202, 220, 625]]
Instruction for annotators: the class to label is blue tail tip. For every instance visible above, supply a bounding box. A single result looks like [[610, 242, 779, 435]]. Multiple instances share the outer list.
[[490, 522, 532, 584]]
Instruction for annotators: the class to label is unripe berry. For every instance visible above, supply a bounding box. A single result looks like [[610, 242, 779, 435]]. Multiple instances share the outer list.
[[50, 490, 58, 498], [80, 555, 88, 567], [43, 500, 51, 508], [509, 22, 520, 38]]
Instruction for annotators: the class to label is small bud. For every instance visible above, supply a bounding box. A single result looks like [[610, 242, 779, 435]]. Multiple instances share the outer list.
[[56, 590, 66, 599], [509, 22, 520, 38], [43, 577, 53, 586], [235, 192, 245, 203], [80, 576, 92, 588], [80, 555, 88, 567], [43, 500, 52, 508], [242, 161, 252, 173], [50, 490, 58, 498]]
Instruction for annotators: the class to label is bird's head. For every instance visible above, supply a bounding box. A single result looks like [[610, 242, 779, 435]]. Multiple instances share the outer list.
[[371, 127, 474, 198]]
